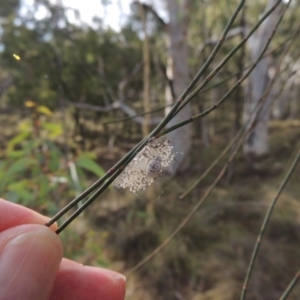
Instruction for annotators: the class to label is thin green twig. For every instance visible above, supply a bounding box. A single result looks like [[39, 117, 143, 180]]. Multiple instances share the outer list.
[[178, 21, 300, 200], [47, 0, 245, 231], [46, 136, 147, 227], [128, 15, 299, 275], [173, 0, 283, 119], [56, 168, 122, 233], [240, 149, 300, 300], [171, 0, 246, 118], [90, 34, 293, 127], [279, 270, 300, 300], [179, 127, 244, 199], [162, 0, 290, 137], [49, 0, 283, 232], [127, 119, 252, 276]]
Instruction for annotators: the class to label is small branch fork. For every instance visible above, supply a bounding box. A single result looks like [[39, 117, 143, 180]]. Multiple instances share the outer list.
[[279, 270, 300, 300], [127, 17, 299, 276], [46, 0, 248, 233], [44, 0, 300, 297], [46, 0, 290, 237], [240, 149, 300, 300]]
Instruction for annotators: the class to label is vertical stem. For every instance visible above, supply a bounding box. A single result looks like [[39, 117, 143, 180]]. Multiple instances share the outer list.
[[240, 149, 300, 300], [279, 270, 300, 300]]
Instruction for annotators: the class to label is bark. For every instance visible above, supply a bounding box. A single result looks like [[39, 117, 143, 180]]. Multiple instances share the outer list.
[[243, 0, 285, 157], [165, 0, 193, 172], [139, 2, 156, 224], [271, 61, 300, 120], [139, 3, 151, 138]]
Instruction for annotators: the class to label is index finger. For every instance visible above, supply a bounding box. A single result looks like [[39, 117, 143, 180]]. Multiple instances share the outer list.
[[0, 198, 52, 232]]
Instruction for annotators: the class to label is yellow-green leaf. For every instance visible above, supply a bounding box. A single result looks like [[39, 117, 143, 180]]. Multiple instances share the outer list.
[[37, 105, 53, 116], [7, 131, 30, 152], [42, 122, 63, 138]]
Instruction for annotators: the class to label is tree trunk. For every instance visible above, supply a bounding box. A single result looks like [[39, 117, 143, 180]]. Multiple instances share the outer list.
[[140, 3, 151, 138], [243, 0, 284, 157], [271, 60, 300, 120], [139, 2, 156, 224], [165, 0, 192, 172]]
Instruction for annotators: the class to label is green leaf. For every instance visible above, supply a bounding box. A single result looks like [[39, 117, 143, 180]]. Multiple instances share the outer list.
[[6, 150, 25, 158], [136, 211, 150, 219], [7, 131, 31, 152], [7, 179, 29, 190], [0, 160, 7, 192], [75, 155, 105, 178], [4, 191, 20, 203], [96, 259, 109, 268], [45, 140, 63, 172], [36, 177, 51, 201], [0, 160, 5, 172], [68, 162, 83, 194], [7, 181, 34, 205], [42, 122, 63, 138], [6, 157, 36, 177], [22, 140, 42, 154], [37, 105, 52, 116], [19, 120, 32, 132]]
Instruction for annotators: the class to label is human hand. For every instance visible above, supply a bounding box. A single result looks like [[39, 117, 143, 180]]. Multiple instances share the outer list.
[[0, 198, 126, 300]]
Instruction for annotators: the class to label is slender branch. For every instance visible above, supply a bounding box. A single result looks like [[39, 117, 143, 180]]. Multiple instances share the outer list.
[[98, 33, 293, 126], [46, 0, 245, 231], [56, 168, 123, 233], [134, 2, 166, 27], [179, 127, 244, 199], [163, 0, 295, 137], [240, 5, 299, 300], [180, 17, 299, 200], [47, 0, 292, 233], [74, 30, 292, 126], [100, 104, 172, 125], [128, 15, 298, 275], [66, 101, 163, 125], [240, 150, 300, 300], [173, 0, 283, 118], [279, 270, 300, 300], [48, 0, 290, 235], [197, 26, 247, 55], [118, 62, 143, 102], [127, 120, 250, 276], [45, 136, 145, 228]]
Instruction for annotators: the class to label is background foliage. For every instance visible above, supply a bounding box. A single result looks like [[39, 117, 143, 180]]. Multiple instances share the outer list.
[[1, 0, 300, 299]]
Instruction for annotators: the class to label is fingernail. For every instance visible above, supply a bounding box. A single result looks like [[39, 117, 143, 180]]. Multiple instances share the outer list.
[[0, 229, 62, 300], [118, 274, 126, 282], [87, 267, 126, 283], [109, 271, 126, 283]]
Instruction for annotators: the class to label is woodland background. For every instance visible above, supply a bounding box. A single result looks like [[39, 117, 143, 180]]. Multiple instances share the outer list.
[[1, 0, 300, 299]]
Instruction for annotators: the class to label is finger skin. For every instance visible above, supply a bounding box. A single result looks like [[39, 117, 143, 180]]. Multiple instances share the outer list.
[[0, 199, 126, 300], [0, 198, 52, 231], [0, 225, 63, 300], [50, 259, 126, 300]]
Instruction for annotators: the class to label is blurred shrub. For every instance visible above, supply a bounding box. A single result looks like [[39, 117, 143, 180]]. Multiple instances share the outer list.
[[0, 102, 105, 215]]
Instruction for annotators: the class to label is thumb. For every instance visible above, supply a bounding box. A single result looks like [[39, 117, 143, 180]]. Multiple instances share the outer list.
[[0, 225, 63, 300]]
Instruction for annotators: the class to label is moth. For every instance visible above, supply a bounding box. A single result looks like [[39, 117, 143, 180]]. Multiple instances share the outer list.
[[113, 136, 175, 194]]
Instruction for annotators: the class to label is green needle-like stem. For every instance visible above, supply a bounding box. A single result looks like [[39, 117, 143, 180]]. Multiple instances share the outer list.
[[240, 150, 300, 300]]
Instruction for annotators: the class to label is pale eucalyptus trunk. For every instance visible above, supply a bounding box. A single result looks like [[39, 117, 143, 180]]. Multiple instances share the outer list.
[[243, 0, 284, 156], [165, 0, 192, 172], [139, 2, 156, 223]]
